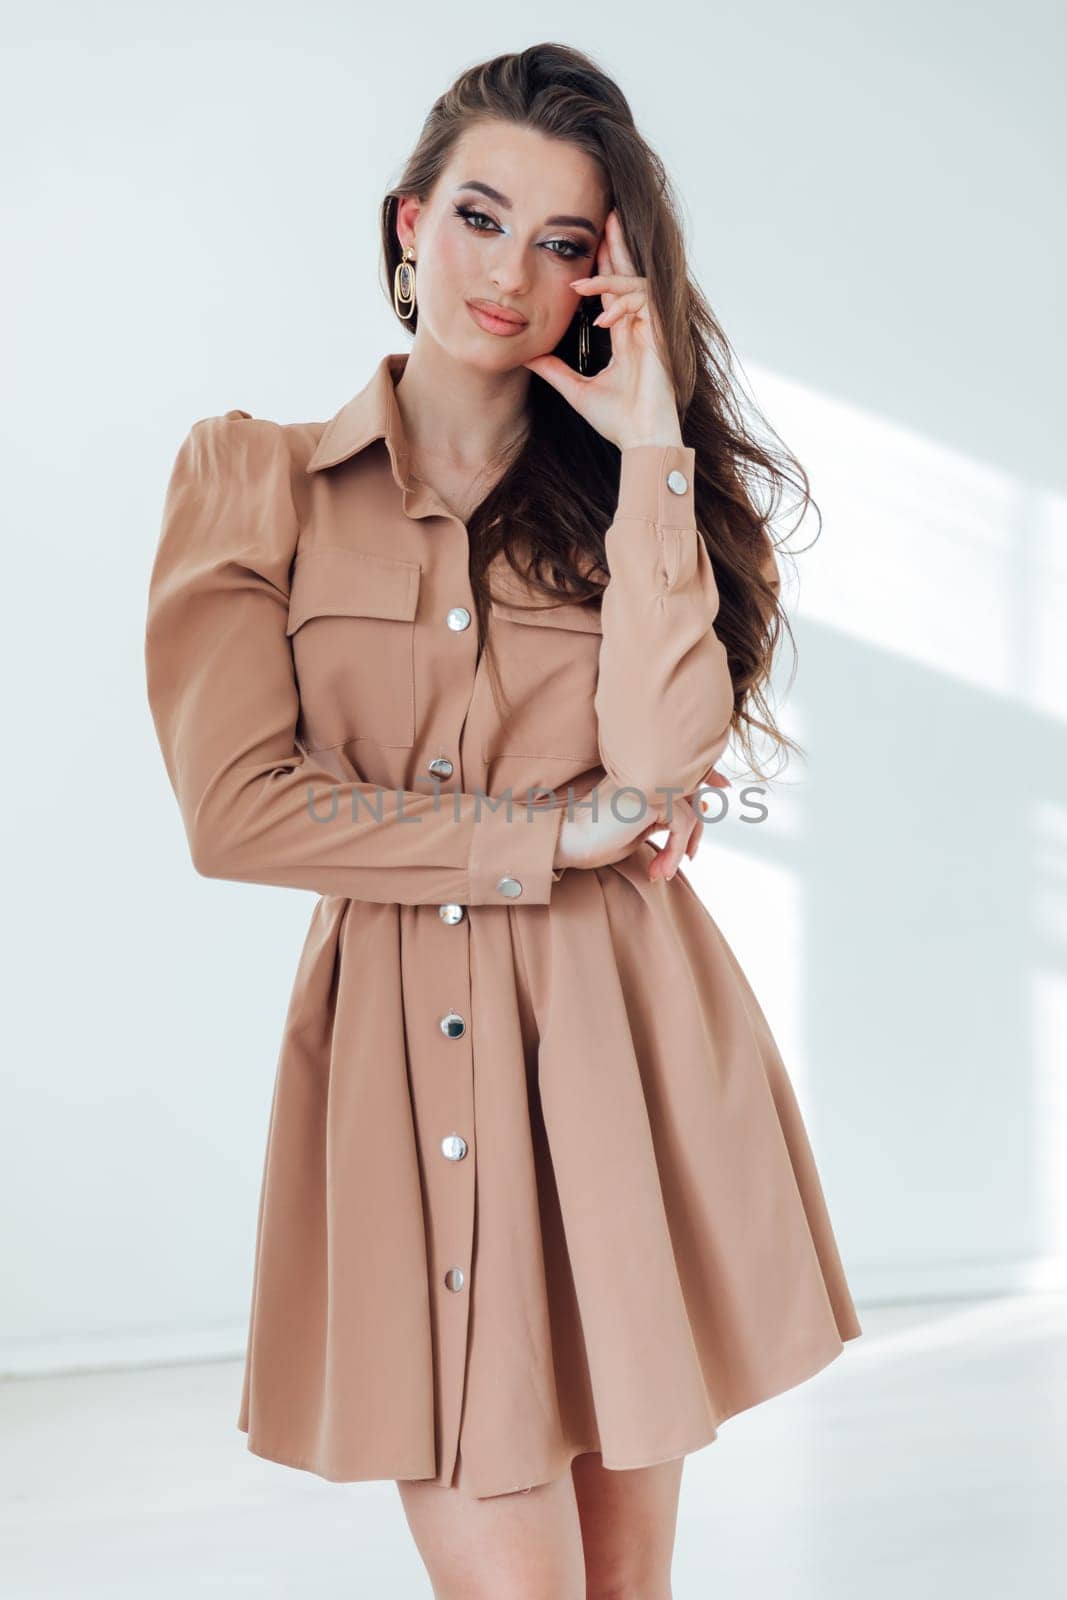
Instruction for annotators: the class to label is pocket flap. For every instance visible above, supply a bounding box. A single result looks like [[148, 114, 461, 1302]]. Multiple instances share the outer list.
[[489, 597, 603, 634], [286, 545, 420, 635]]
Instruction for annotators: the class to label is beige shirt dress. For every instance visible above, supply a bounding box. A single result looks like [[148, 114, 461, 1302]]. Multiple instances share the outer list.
[[144, 350, 863, 1501]]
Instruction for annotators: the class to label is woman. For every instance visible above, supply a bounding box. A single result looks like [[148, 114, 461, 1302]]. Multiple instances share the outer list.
[[145, 41, 861, 1600]]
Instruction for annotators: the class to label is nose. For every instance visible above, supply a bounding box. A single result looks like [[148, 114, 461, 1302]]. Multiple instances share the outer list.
[[488, 241, 531, 297]]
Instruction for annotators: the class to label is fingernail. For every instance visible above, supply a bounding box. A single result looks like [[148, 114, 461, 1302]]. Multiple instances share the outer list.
[[570, 277, 590, 285]]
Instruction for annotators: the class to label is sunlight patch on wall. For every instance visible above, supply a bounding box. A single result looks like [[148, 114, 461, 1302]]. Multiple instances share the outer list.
[[740, 362, 1067, 721]]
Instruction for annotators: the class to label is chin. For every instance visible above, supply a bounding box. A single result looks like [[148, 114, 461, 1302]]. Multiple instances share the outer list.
[[455, 334, 530, 373]]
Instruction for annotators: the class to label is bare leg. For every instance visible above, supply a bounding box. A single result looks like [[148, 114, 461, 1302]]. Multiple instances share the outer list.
[[396, 1469, 587, 1600], [570, 1450, 685, 1600]]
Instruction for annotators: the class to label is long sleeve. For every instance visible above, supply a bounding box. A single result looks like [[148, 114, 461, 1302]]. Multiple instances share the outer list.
[[593, 444, 736, 799], [144, 413, 565, 906]]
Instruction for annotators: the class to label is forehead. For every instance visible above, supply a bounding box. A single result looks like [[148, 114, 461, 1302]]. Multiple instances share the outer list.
[[440, 121, 608, 215]]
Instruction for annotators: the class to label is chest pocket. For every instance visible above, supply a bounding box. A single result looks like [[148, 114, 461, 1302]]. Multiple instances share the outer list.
[[484, 597, 603, 765], [285, 545, 421, 751]]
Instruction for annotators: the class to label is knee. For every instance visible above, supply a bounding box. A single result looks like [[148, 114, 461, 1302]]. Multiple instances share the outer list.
[[439, 1582, 584, 1600], [586, 1579, 672, 1600]]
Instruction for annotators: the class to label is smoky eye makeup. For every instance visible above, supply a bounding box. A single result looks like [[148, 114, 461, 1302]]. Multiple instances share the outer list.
[[451, 201, 592, 262]]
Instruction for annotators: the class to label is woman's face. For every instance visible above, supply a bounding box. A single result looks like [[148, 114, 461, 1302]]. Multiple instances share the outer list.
[[397, 120, 610, 369]]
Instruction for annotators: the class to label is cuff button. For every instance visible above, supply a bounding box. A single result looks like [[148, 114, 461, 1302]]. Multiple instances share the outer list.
[[666, 469, 689, 495], [496, 875, 523, 898]]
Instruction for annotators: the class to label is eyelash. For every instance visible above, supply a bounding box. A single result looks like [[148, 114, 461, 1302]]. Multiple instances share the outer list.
[[451, 202, 590, 262]]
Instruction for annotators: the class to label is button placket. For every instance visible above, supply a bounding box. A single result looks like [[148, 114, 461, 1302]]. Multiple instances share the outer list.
[[418, 892, 478, 1487], [406, 561, 483, 1482]]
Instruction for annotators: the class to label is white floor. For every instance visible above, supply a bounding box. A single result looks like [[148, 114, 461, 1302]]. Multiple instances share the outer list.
[[2, 1294, 1064, 1597]]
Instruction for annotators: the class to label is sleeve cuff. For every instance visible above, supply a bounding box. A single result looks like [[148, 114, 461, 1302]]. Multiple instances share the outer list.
[[467, 796, 566, 905], [616, 444, 697, 529]]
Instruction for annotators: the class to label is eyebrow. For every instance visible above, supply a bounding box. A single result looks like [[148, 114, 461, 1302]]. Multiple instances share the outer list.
[[454, 181, 599, 238]]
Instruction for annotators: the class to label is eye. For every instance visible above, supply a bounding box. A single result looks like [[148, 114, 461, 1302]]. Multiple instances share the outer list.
[[544, 238, 588, 262], [453, 202, 591, 263], [452, 203, 499, 234]]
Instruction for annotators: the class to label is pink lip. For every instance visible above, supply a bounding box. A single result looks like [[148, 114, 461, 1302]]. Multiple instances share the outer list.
[[466, 299, 529, 335]]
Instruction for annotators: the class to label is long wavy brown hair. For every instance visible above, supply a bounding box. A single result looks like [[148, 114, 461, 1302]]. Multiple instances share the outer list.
[[378, 41, 819, 781]]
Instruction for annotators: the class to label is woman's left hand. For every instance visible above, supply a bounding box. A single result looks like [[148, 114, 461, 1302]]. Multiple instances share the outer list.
[[647, 766, 731, 881], [522, 209, 683, 451]]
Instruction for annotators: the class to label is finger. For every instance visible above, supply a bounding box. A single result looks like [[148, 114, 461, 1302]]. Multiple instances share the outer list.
[[570, 273, 644, 295], [646, 817, 671, 879], [679, 768, 728, 809], [593, 225, 617, 304], [650, 818, 686, 881], [696, 789, 726, 822], [606, 210, 639, 276], [522, 353, 592, 403], [570, 272, 633, 319], [685, 811, 704, 860], [688, 768, 731, 813], [648, 800, 694, 881], [594, 291, 647, 327], [598, 211, 620, 278], [598, 210, 625, 279], [695, 768, 731, 797]]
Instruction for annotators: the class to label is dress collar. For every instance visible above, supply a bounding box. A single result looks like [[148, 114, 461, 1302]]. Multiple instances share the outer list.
[[304, 350, 412, 489]]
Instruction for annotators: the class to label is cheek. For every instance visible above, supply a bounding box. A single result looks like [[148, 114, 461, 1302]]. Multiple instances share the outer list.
[[414, 229, 469, 322], [543, 280, 581, 338], [433, 226, 481, 289]]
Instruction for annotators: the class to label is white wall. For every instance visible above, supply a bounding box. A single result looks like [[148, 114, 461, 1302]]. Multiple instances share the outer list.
[[2, 0, 1063, 1374]]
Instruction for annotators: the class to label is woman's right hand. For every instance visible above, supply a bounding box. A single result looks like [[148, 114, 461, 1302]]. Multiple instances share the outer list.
[[552, 766, 730, 882]]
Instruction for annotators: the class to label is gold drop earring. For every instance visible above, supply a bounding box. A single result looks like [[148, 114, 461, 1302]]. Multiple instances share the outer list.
[[394, 245, 416, 320]]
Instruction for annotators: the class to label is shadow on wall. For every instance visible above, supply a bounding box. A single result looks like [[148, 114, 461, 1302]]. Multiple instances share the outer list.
[[689, 366, 1067, 1309]]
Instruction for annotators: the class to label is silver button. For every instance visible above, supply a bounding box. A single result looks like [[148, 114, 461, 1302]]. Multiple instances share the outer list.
[[439, 903, 465, 924], [441, 1133, 468, 1161], [428, 756, 453, 778], [666, 469, 688, 495], [495, 875, 523, 898], [446, 606, 471, 631], [440, 1010, 466, 1039], [444, 1267, 465, 1292]]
